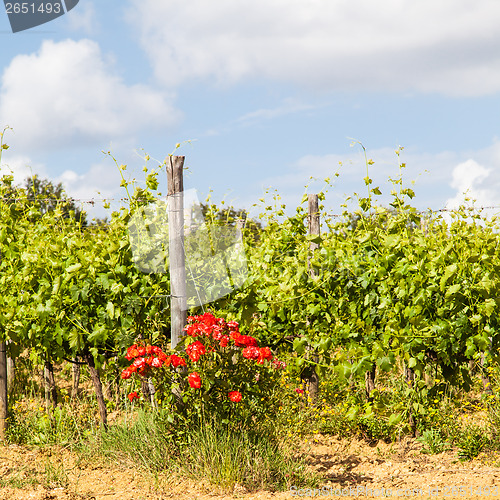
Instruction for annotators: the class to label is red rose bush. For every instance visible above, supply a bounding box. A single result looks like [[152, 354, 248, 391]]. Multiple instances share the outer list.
[[120, 313, 285, 426]]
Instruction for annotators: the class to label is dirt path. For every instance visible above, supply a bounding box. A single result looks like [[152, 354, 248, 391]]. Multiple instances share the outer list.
[[1, 436, 500, 499]]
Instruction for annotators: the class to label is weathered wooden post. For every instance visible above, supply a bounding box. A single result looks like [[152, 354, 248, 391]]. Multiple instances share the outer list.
[[167, 156, 187, 349], [7, 356, 15, 395], [0, 248, 7, 440], [44, 360, 58, 411], [303, 194, 320, 403], [71, 358, 80, 398], [0, 340, 7, 440]]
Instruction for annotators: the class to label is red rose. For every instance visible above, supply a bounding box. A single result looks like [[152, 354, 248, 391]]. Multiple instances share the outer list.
[[219, 335, 229, 348], [198, 312, 216, 327], [184, 324, 200, 337], [228, 391, 242, 402], [151, 357, 162, 368], [242, 346, 260, 360], [128, 391, 139, 402], [125, 345, 140, 360], [235, 335, 258, 348], [186, 340, 206, 362], [170, 354, 186, 368], [212, 326, 223, 341], [120, 368, 133, 379], [188, 372, 202, 389], [229, 330, 241, 341], [132, 357, 146, 369], [257, 346, 273, 363]]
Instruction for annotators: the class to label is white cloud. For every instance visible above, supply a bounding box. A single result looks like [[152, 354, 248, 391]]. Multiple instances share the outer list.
[[127, 0, 500, 96], [65, 1, 97, 35], [445, 158, 498, 213], [0, 39, 180, 151]]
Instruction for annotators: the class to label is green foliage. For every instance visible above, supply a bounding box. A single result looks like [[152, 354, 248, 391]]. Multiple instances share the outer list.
[[457, 428, 488, 461], [417, 428, 449, 454], [7, 397, 98, 446], [4, 129, 500, 437], [0, 132, 170, 376]]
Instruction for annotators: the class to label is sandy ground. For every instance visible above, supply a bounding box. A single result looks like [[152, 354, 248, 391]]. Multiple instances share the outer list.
[[1, 435, 500, 499]]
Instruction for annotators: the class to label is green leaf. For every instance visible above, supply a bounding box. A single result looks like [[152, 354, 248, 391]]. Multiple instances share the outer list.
[[306, 235, 322, 244], [483, 298, 496, 317], [440, 264, 457, 291], [408, 357, 417, 369], [377, 356, 392, 372], [445, 283, 461, 298], [106, 301, 115, 319], [388, 413, 402, 426], [66, 263, 82, 274], [293, 338, 307, 355]]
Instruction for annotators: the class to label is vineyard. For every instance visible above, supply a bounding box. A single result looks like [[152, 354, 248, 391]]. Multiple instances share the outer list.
[[1, 129, 500, 498]]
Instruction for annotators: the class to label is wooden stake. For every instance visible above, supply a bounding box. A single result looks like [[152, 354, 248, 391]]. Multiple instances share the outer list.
[[0, 341, 7, 440], [302, 194, 320, 403], [167, 156, 187, 349], [44, 360, 58, 411], [308, 194, 320, 265], [84, 352, 108, 429], [0, 247, 6, 440], [71, 359, 80, 399], [365, 364, 376, 401], [7, 356, 15, 395]]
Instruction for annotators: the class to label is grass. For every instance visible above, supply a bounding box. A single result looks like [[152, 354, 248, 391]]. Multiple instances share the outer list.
[[0, 458, 70, 491], [178, 416, 315, 492], [6, 396, 99, 448], [96, 408, 176, 473], [94, 407, 317, 493]]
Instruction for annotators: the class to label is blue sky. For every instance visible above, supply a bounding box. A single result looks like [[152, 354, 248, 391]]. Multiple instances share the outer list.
[[2, 1, 500, 220]]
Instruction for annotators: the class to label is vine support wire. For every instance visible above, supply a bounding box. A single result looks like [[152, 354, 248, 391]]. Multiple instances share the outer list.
[[167, 156, 187, 349]]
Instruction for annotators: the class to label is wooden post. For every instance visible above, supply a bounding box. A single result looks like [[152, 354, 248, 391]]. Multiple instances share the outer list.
[[302, 194, 320, 403], [7, 356, 15, 395], [0, 247, 6, 439], [308, 194, 320, 265], [44, 360, 58, 411], [365, 365, 376, 401], [0, 341, 7, 440], [405, 366, 417, 437], [71, 359, 80, 398], [167, 156, 187, 349], [84, 352, 108, 429]]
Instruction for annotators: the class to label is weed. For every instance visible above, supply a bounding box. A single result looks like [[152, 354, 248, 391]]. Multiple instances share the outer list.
[[457, 428, 488, 461], [416, 428, 449, 454], [44, 459, 69, 489]]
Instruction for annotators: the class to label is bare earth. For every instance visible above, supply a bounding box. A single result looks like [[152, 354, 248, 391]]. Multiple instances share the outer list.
[[1, 435, 500, 499]]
